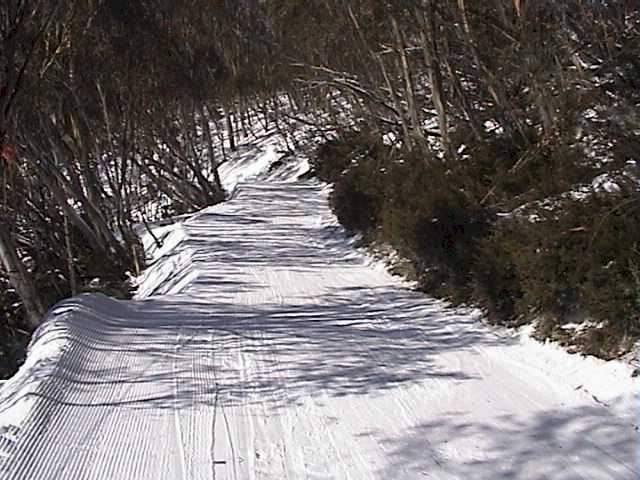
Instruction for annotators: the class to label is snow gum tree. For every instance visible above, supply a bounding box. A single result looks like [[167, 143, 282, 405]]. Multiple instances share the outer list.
[[0, 0, 237, 374]]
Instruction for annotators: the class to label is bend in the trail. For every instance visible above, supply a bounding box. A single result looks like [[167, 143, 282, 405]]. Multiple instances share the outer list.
[[0, 136, 636, 479]]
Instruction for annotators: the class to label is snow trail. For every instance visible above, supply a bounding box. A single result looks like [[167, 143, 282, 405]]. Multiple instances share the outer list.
[[0, 141, 636, 478]]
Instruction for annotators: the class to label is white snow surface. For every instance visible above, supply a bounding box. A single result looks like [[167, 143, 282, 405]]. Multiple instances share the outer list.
[[0, 135, 637, 479]]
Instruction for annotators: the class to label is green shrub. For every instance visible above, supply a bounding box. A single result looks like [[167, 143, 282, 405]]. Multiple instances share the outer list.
[[330, 159, 386, 232], [472, 221, 526, 325], [459, 132, 597, 211], [515, 191, 639, 326], [473, 188, 640, 356], [311, 130, 387, 183], [381, 159, 493, 300], [317, 135, 493, 302], [312, 127, 639, 358]]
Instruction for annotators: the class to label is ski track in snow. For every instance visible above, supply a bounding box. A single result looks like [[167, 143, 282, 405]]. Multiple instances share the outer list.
[[0, 136, 637, 479]]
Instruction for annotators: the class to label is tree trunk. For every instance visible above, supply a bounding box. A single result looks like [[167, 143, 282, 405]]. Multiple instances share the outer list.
[[377, 54, 413, 152], [420, 2, 453, 158], [201, 105, 224, 199], [224, 105, 237, 152], [457, 0, 529, 144], [0, 226, 44, 328], [391, 16, 425, 152], [63, 214, 77, 296]]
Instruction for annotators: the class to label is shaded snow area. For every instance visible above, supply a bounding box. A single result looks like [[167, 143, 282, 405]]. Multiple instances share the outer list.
[[0, 136, 637, 479]]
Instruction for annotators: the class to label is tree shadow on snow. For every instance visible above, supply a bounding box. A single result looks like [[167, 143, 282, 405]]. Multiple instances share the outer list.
[[369, 404, 636, 479], [0, 181, 634, 478]]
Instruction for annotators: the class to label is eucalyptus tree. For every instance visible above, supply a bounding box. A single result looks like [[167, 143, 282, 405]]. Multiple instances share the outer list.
[[0, 0, 233, 336]]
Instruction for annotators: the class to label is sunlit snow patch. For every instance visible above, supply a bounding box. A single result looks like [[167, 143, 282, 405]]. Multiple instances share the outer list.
[[218, 132, 309, 195]]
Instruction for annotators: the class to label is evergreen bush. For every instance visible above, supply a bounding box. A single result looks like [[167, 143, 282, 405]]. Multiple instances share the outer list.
[[313, 131, 640, 358]]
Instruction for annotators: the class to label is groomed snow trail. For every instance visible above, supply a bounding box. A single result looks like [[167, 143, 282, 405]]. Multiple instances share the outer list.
[[0, 163, 637, 478]]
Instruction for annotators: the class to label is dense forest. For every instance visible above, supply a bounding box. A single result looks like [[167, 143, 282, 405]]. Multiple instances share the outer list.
[[1, 0, 639, 377]]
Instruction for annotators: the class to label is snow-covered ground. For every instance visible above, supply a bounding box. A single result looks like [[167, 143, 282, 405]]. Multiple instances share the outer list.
[[0, 134, 637, 479]]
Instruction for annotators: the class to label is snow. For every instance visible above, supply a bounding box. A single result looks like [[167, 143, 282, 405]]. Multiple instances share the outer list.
[[0, 135, 637, 479], [217, 130, 309, 196], [592, 173, 623, 193]]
